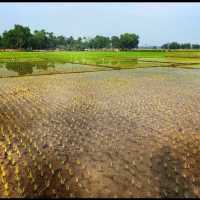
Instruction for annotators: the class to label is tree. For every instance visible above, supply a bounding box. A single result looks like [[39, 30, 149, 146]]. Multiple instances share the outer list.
[[161, 43, 169, 49], [2, 30, 14, 48], [111, 36, 120, 48], [119, 33, 139, 50], [46, 32, 57, 49], [74, 37, 84, 50], [31, 30, 48, 49], [161, 42, 194, 50], [87, 38, 95, 49], [192, 44, 200, 49], [168, 42, 180, 49], [2, 24, 32, 49], [180, 43, 191, 49], [0, 24, 142, 51], [56, 36, 66, 46], [92, 35, 110, 49], [66, 36, 75, 50]]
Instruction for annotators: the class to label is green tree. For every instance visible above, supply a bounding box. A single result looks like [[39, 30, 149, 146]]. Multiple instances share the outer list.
[[168, 42, 180, 49], [161, 42, 181, 49], [87, 38, 95, 49], [56, 35, 66, 46], [31, 30, 48, 49], [0, 24, 142, 51], [119, 33, 139, 50], [161, 43, 169, 49], [2, 24, 32, 49], [66, 36, 75, 50], [93, 35, 110, 49], [55, 35, 66, 49], [2, 30, 15, 48], [46, 32, 57, 49], [180, 43, 191, 49], [192, 44, 200, 49], [81, 37, 91, 49], [73, 37, 84, 50], [111, 36, 120, 48]]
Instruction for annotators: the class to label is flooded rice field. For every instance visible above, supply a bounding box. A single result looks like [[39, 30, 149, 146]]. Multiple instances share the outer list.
[[0, 61, 112, 78], [0, 67, 200, 197], [0, 57, 189, 78]]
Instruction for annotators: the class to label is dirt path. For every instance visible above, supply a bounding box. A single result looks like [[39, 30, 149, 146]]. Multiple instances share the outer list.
[[0, 67, 200, 197]]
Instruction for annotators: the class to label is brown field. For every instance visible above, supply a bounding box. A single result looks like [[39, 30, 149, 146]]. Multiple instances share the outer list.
[[0, 67, 200, 197]]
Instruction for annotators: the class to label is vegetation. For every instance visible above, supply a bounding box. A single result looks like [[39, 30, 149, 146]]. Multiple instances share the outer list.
[[0, 24, 139, 51], [1, 24, 200, 51], [119, 33, 139, 50], [161, 42, 200, 49], [1, 50, 200, 78]]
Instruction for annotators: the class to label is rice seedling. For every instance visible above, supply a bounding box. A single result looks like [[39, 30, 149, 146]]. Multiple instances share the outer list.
[[45, 180, 50, 188], [0, 52, 200, 197]]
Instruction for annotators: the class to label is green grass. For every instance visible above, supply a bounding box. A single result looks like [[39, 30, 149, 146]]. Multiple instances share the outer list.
[[0, 51, 165, 65]]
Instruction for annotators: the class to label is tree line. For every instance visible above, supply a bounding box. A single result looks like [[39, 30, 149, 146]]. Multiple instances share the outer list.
[[161, 42, 200, 49], [0, 24, 139, 51]]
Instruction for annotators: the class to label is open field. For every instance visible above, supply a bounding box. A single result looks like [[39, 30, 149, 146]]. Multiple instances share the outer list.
[[0, 51, 200, 197]]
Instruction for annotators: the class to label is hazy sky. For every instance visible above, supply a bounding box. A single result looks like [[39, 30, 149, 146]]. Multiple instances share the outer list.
[[0, 3, 200, 46]]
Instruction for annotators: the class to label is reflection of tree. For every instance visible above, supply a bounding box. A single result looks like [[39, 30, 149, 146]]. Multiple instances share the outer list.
[[0, 63, 5, 68], [6, 62, 34, 75], [36, 62, 55, 70], [95, 58, 138, 67], [5, 61, 55, 76]]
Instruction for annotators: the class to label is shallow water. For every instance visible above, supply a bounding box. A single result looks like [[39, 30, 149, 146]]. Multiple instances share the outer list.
[[0, 61, 111, 78], [0, 58, 175, 78]]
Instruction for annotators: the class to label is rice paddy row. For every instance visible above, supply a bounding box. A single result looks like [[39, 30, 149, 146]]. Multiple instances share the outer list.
[[0, 51, 200, 77]]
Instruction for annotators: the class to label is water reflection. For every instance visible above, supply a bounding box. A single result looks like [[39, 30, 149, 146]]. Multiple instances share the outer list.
[[95, 58, 138, 67], [1, 61, 55, 76], [0, 60, 111, 78], [0, 58, 139, 78]]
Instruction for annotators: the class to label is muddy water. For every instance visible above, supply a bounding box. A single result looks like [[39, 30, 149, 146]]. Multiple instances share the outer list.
[[0, 67, 200, 197]]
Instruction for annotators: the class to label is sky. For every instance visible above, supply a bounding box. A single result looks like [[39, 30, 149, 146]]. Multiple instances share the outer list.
[[0, 3, 200, 46]]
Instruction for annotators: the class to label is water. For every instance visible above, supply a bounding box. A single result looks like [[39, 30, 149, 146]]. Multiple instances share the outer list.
[[0, 58, 144, 78], [0, 61, 111, 78], [1, 58, 198, 78]]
